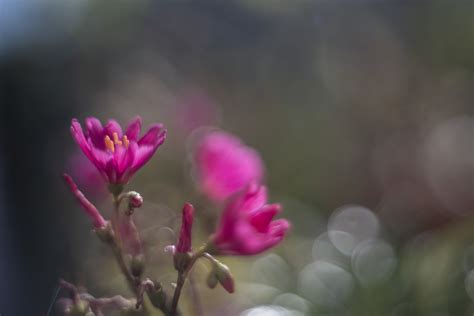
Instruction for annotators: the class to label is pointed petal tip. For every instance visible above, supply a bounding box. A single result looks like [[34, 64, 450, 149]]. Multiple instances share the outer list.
[[272, 218, 291, 236]]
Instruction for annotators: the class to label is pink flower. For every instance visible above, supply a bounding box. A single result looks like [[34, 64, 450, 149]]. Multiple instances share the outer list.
[[70, 116, 166, 185], [193, 131, 264, 202], [63, 173, 107, 229], [176, 203, 194, 253], [211, 184, 290, 256]]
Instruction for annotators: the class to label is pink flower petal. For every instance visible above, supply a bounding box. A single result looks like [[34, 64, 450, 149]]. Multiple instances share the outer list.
[[125, 116, 142, 141], [138, 124, 166, 146], [85, 117, 105, 149], [249, 204, 281, 233], [105, 119, 123, 138]]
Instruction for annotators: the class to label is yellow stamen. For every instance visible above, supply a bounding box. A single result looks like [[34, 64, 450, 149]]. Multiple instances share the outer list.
[[123, 135, 130, 148], [104, 135, 115, 152], [113, 132, 122, 145]]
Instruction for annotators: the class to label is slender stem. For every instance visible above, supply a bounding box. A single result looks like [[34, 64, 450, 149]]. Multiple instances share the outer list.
[[170, 272, 185, 315], [111, 195, 137, 292], [169, 247, 208, 315], [111, 242, 137, 293], [109, 195, 158, 316]]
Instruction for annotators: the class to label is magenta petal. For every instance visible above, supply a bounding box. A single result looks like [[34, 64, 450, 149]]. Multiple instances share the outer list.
[[115, 142, 137, 182], [71, 129, 110, 182], [214, 203, 238, 243], [103, 157, 117, 183], [138, 124, 166, 146], [71, 120, 95, 162], [269, 219, 290, 238], [130, 145, 157, 173], [105, 119, 123, 137], [85, 117, 105, 148], [238, 221, 287, 255], [232, 222, 270, 255], [240, 184, 267, 213], [125, 116, 142, 141], [249, 204, 281, 233]]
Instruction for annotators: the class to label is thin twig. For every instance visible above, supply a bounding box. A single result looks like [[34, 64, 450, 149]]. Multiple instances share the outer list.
[[170, 272, 186, 315], [169, 248, 208, 315], [111, 195, 138, 293]]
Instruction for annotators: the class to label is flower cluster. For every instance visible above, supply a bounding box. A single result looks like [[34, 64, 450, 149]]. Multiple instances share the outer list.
[[60, 116, 289, 315]]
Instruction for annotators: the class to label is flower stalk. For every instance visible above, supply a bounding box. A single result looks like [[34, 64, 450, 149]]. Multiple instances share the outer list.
[[60, 116, 290, 316]]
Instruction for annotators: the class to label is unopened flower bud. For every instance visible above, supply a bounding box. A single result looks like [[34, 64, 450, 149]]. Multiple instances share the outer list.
[[63, 173, 107, 229], [128, 191, 143, 209], [214, 261, 235, 293], [176, 203, 194, 253], [173, 252, 192, 272]]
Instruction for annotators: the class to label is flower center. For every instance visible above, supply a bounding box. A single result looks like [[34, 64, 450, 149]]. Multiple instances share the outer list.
[[104, 132, 129, 153]]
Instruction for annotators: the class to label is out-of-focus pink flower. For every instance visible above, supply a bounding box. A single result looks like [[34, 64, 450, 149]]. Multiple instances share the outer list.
[[211, 184, 290, 256], [63, 173, 107, 229], [176, 203, 194, 253], [70, 116, 166, 185], [193, 131, 264, 202]]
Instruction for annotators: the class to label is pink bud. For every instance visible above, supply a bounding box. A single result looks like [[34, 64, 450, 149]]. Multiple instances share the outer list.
[[63, 173, 107, 229], [214, 261, 235, 293], [129, 191, 143, 208], [176, 203, 194, 253]]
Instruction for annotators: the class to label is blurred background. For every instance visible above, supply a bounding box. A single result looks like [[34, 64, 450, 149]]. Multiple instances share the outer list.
[[1, 0, 474, 315]]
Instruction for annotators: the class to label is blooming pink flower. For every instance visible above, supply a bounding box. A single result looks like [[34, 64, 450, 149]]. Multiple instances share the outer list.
[[176, 203, 194, 253], [63, 173, 107, 229], [211, 184, 290, 256], [70, 116, 166, 185], [193, 131, 264, 202]]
